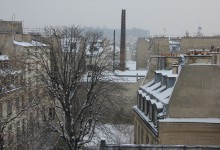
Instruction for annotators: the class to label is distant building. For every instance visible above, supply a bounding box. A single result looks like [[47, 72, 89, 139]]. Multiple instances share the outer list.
[[133, 50, 220, 145], [0, 20, 23, 34], [136, 37, 169, 70], [136, 36, 220, 70]]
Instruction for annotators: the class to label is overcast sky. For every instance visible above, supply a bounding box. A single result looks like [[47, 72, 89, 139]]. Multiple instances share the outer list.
[[1, 0, 220, 36]]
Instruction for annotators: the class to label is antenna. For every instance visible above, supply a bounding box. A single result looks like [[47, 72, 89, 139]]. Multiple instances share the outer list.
[[197, 26, 203, 37], [163, 28, 166, 37], [113, 30, 116, 71]]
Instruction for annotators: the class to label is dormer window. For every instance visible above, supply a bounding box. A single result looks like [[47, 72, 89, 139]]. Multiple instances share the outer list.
[[149, 99, 157, 121], [152, 102, 163, 127]]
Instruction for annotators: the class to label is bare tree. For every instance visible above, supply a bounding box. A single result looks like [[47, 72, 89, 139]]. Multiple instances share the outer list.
[[31, 26, 125, 150]]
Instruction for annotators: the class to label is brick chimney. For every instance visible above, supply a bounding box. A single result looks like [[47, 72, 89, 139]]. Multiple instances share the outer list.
[[172, 61, 179, 74], [120, 9, 126, 71]]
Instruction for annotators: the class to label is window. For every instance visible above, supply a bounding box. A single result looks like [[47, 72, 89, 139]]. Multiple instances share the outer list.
[[0, 103, 2, 118], [8, 124, 13, 142], [146, 100, 150, 116], [152, 104, 158, 127], [16, 121, 20, 141], [21, 95, 25, 109], [27, 63, 31, 72], [36, 108, 40, 128], [144, 99, 148, 115], [138, 93, 142, 109], [15, 97, 20, 113], [140, 96, 143, 111], [22, 119, 25, 135], [137, 125, 140, 143], [137, 91, 139, 107], [28, 77, 32, 87], [141, 128, 144, 143], [146, 135, 149, 144], [15, 75, 19, 86], [20, 75, 24, 85], [48, 107, 55, 119], [7, 99, 12, 115], [29, 112, 34, 132]]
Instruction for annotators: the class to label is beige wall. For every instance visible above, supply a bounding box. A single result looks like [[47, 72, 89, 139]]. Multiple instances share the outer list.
[[0, 21, 23, 34], [133, 112, 157, 144], [136, 38, 150, 70], [184, 55, 212, 64], [0, 34, 14, 56], [151, 37, 169, 55], [181, 37, 220, 54], [159, 122, 220, 145], [136, 37, 169, 70], [0, 34, 31, 56], [169, 65, 220, 118]]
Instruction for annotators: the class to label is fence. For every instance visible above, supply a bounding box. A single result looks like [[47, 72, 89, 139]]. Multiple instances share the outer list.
[[99, 140, 220, 150]]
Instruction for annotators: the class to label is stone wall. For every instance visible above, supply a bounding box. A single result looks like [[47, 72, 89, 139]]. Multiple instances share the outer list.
[[136, 38, 150, 70]]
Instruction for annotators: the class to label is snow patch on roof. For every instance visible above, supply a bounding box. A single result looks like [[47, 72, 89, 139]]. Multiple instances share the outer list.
[[14, 40, 47, 47], [154, 87, 174, 104], [155, 70, 178, 78]]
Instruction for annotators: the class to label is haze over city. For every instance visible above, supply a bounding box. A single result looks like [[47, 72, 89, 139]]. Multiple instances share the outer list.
[[1, 0, 220, 36]]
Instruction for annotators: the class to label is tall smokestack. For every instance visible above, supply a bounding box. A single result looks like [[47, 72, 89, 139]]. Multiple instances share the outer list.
[[120, 9, 126, 71]]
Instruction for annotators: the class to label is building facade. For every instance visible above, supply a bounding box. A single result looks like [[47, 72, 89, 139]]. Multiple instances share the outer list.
[[133, 50, 220, 145], [0, 20, 54, 149]]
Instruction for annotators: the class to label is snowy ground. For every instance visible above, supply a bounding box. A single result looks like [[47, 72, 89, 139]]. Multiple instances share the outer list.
[[85, 124, 134, 149], [112, 61, 147, 83]]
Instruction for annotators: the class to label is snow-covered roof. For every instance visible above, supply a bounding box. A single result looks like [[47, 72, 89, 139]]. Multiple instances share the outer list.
[[151, 85, 166, 96], [155, 70, 178, 78], [115, 70, 147, 77], [154, 87, 174, 104], [141, 79, 155, 89], [14, 40, 47, 47], [144, 82, 161, 93], [155, 102, 163, 109], [0, 55, 9, 60]]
